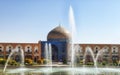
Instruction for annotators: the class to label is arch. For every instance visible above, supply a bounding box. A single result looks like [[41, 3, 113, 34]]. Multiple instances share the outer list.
[[112, 46, 118, 53], [85, 46, 92, 53], [102, 46, 109, 62], [25, 45, 32, 52], [15, 45, 23, 52], [94, 46, 100, 54], [6, 45, 13, 52], [103, 46, 109, 53], [84, 46, 94, 63], [34, 46, 38, 52], [14, 45, 23, 62], [34, 56, 39, 62]]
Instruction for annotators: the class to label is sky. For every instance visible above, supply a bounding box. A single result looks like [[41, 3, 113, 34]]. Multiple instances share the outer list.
[[0, 0, 120, 44]]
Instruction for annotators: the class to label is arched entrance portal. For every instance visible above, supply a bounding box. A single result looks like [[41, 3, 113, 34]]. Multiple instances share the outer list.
[[52, 44, 58, 62]]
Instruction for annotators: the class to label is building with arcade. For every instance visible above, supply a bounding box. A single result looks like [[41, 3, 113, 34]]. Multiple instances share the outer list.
[[0, 25, 119, 64]]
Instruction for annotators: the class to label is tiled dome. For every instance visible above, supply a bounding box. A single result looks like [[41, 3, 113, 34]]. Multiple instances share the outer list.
[[47, 26, 71, 41]]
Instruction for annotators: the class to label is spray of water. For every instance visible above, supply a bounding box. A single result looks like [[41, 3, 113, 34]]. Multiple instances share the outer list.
[[20, 49, 24, 67], [74, 45, 81, 66], [48, 43, 52, 67], [3, 50, 15, 72], [48, 43, 52, 74], [3, 48, 24, 72], [84, 47, 97, 68], [69, 5, 77, 68], [95, 49, 104, 66], [45, 43, 49, 65], [44, 43, 52, 75]]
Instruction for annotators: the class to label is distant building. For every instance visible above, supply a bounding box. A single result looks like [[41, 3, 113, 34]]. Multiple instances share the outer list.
[[0, 25, 119, 63]]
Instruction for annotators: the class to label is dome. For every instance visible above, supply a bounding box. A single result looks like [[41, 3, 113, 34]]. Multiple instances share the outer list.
[[47, 26, 71, 41]]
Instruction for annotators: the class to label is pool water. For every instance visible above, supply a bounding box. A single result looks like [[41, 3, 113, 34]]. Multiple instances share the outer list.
[[1, 67, 120, 75]]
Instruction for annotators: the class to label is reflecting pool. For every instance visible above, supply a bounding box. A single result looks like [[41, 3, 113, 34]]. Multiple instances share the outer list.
[[1, 67, 120, 75]]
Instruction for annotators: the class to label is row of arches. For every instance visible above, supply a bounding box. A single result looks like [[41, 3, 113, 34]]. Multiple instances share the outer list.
[[73, 45, 120, 64], [94, 46, 119, 53], [75, 46, 119, 54], [0, 45, 39, 53]]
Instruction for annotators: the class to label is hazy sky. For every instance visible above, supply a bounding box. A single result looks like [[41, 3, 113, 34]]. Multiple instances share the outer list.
[[0, 0, 120, 44]]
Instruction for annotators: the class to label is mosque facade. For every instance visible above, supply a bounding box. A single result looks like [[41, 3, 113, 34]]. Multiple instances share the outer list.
[[0, 26, 119, 63]]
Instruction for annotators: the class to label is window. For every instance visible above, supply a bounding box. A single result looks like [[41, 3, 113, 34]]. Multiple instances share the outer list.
[[28, 50, 30, 52], [27, 47, 30, 50], [113, 50, 115, 53], [94, 46, 100, 54], [18, 47, 20, 52], [9, 47, 11, 52], [25, 45, 32, 53], [18, 47, 20, 49], [95, 50, 98, 53], [27, 47, 30, 52], [35, 49, 38, 52], [112, 56, 118, 60]]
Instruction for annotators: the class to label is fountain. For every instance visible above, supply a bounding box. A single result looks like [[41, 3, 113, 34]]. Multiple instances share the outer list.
[[3, 48, 25, 73], [20, 49, 25, 67], [69, 5, 77, 68], [1, 5, 120, 75], [83, 47, 97, 68], [44, 43, 52, 75], [74, 44, 81, 66], [45, 43, 52, 66], [45, 43, 49, 65], [95, 49, 104, 66], [2, 43, 120, 75], [48, 43, 52, 67], [3, 49, 16, 73]]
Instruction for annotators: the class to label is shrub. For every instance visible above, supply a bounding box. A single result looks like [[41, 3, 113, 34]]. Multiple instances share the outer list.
[[37, 59, 43, 64], [0, 58, 6, 65], [63, 59, 67, 64], [80, 60, 83, 65], [102, 61, 107, 66], [86, 62, 94, 65], [113, 60, 118, 66], [43, 59, 49, 64], [25, 59, 33, 65], [8, 59, 17, 66]]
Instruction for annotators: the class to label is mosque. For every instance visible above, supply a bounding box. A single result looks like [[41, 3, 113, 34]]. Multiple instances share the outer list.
[[0, 25, 119, 63]]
